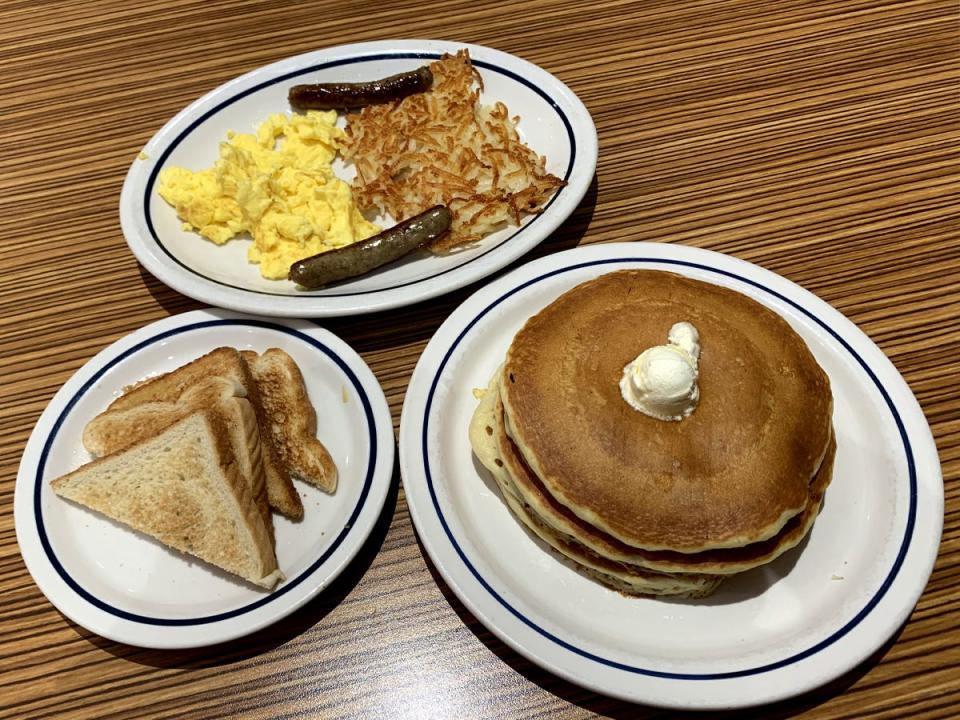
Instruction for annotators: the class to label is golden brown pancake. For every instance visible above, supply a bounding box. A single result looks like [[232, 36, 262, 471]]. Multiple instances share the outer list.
[[468, 386, 722, 597], [497, 476, 723, 598], [501, 270, 833, 552], [484, 375, 835, 574]]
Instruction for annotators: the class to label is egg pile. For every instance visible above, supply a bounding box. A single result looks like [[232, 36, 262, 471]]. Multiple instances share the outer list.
[[157, 111, 379, 280]]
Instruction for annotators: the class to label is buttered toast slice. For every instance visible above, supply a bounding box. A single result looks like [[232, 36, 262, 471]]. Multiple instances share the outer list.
[[242, 349, 338, 494], [103, 347, 303, 520], [52, 410, 283, 589], [82, 377, 273, 541]]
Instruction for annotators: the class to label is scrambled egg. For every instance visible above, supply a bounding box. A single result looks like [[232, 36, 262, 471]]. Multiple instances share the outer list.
[[158, 111, 379, 280]]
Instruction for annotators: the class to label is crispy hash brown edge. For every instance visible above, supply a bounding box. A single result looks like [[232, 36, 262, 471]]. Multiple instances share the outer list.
[[343, 49, 565, 251]]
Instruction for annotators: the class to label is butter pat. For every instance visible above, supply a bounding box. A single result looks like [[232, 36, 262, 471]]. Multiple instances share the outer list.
[[620, 322, 701, 421]]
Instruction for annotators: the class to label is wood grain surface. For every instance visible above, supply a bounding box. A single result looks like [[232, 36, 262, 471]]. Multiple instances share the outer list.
[[1, 0, 957, 718]]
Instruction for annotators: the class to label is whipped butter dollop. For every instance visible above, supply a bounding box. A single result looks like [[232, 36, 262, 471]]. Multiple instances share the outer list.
[[620, 322, 701, 421]]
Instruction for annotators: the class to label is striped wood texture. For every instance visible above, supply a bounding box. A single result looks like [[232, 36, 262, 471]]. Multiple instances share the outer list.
[[1, 0, 957, 718]]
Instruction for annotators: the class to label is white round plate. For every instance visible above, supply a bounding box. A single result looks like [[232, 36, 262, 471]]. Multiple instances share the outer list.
[[398, 242, 943, 709], [120, 39, 597, 317], [15, 309, 394, 649]]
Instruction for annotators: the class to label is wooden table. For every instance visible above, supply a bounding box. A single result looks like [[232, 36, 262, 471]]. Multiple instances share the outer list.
[[2, 1, 957, 718]]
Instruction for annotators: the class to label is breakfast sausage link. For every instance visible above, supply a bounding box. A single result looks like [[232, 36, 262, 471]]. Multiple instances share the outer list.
[[289, 205, 453, 288], [288, 66, 433, 110]]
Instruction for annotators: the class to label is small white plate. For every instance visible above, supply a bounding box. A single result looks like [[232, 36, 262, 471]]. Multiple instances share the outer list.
[[120, 39, 597, 317], [15, 310, 395, 649], [398, 242, 944, 709]]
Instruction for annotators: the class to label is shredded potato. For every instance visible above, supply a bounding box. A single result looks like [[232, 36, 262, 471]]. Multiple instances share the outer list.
[[342, 50, 564, 251]]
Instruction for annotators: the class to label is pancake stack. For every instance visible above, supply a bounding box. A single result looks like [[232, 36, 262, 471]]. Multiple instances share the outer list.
[[469, 270, 834, 598]]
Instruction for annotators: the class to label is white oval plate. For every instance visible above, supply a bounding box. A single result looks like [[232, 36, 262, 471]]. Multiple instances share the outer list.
[[15, 309, 395, 649], [399, 242, 943, 709], [120, 39, 597, 317]]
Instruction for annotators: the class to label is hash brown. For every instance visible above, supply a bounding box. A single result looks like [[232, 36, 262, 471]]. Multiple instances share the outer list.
[[343, 50, 564, 250]]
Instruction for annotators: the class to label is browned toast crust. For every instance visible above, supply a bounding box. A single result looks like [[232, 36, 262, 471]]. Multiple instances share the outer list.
[[242, 348, 338, 493]]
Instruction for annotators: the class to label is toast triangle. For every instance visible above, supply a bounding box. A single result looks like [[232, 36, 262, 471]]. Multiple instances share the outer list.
[[52, 410, 282, 589], [102, 347, 303, 519], [242, 348, 338, 494], [83, 377, 274, 540]]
